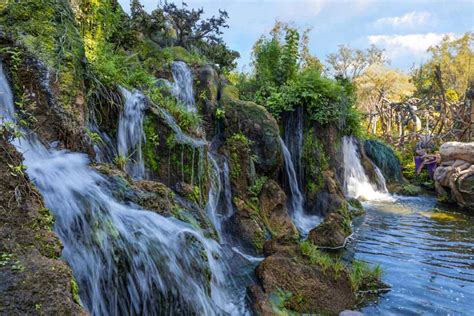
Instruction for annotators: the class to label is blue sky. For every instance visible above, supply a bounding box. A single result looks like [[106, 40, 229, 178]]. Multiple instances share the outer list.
[[118, 0, 474, 72]]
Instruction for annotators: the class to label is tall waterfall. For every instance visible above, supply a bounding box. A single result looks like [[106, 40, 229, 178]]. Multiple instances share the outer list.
[[280, 138, 321, 236], [283, 106, 304, 187], [117, 88, 146, 179], [171, 61, 196, 113], [342, 136, 391, 201], [0, 63, 246, 315]]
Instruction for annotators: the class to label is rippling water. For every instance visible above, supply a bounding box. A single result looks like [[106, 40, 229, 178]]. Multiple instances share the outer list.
[[346, 196, 474, 315]]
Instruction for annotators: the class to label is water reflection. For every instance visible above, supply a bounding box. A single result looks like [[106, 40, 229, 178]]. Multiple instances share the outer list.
[[347, 196, 474, 315]]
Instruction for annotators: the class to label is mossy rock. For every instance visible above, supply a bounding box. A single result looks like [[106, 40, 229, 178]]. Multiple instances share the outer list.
[[308, 206, 352, 249], [348, 198, 365, 218], [221, 85, 282, 176], [364, 139, 403, 183]]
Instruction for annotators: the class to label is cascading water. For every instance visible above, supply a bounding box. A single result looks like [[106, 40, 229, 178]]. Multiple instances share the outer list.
[[0, 62, 246, 315], [283, 106, 304, 187], [117, 88, 146, 179], [279, 137, 321, 236], [342, 136, 391, 201], [87, 110, 116, 163], [171, 61, 196, 113]]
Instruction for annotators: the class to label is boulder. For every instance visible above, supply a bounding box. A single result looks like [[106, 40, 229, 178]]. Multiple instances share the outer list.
[[221, 85, 282, 176], [439, 142, 474, 164], [308, 211, 351, 249], [259, 179, 297, 238], [0, 139, 85, 315], [251, 251, 356, 315], [434, 142, 474, 211]]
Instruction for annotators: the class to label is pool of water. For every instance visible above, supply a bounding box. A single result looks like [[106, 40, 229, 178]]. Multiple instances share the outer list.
[[346, 195, 474, 315]]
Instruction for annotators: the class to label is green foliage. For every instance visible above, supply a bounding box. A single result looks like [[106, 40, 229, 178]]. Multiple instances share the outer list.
[[71, 277, 81, 305], [226, 132, 253, 179], [113, 155, 129, 171], [7, 163, 26, 178], [364, 139, 402, 182], [299, 241, 333, 274], [248, 176, 268, 198], [349, 260, 383, 291], [1, 0, 86, 105], [142, 116, 160, 173], [302, 132, 328, 196], [412, 32, 473, 99]]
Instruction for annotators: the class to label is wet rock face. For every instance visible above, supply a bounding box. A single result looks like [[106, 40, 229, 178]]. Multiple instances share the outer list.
[[196, 64, 219, 135], [221, 85, 283, 176], [0, 139, 85, 315], [313, 170, 348, 217], [0, 36, 92, 154], [259, 179, 297, 238], [251, 248, 356, 315], [434, 142, 474, 211], [308, 211, 351, 249]]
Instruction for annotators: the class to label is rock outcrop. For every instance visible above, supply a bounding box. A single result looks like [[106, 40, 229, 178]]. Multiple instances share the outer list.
[[434, 142, 474, 211], [0, 138, 85, 315]]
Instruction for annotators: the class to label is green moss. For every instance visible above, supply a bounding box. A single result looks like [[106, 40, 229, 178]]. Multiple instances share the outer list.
[[302, 131, 329, 197], [71, 276, 81, 305], [364, 139, 402, 182], [226, 132, 253, 179], [1, 0, 86, 106], [252, 230, 266, 251]]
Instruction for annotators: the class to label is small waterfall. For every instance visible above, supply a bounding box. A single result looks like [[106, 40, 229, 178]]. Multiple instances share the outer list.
[[206, 152, 235, 243], [0, 62, 247, 315], [283, 106, 304, 187], [117, 88, 146, 179], [279, 138, 321, 236], [87, 111, 116, 163], [153, 105, 206, 148], [206, 152, 224, 240], [342, 136, 391, 201], [171, 61, 196, 113]]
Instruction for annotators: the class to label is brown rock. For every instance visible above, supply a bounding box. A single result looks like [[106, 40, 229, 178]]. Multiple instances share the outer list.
[[253, 255, 356, 315]]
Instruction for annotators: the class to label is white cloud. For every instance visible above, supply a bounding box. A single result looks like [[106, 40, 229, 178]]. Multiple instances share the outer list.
[[368, 33, 454, 59], [375, 11, 431, 28]]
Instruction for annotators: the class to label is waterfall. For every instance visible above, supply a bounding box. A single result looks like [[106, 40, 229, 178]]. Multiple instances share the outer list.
[[206, 152, 235, 243], [87, 110, 116, 163], [117, 88, 146, 179], [342, 136, 391, 201], [0, 63, 247, 315], [279, 138, 321, 236], [283, 106, 304, 187], [171, 61, 196, 113]]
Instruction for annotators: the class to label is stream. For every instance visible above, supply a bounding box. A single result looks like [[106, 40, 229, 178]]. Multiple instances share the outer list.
[[348, 196, 474, 315]]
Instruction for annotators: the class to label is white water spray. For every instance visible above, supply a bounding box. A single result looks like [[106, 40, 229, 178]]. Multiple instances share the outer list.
[[171, 61, 196, 113], [0, 62, 247, 315], [279, 137, 321, 236], [342, 136, 392, 201], [117, 88, 146, 179]]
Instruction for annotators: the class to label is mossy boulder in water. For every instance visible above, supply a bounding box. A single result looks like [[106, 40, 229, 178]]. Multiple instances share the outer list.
[[249, 241, 356, 315], [308, 209, 352, 249]]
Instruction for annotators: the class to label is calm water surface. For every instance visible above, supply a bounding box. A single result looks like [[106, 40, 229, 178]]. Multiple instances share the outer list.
[[346, 196, 474, 315]]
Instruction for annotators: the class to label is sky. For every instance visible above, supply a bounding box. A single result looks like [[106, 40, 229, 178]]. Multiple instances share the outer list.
[[117, 0, 474, 72]]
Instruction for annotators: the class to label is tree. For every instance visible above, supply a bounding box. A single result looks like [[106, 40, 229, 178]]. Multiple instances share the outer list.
[[162, 2, 229, 48], [354, 64, 414, 137], [326, 44, 387, 80]]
